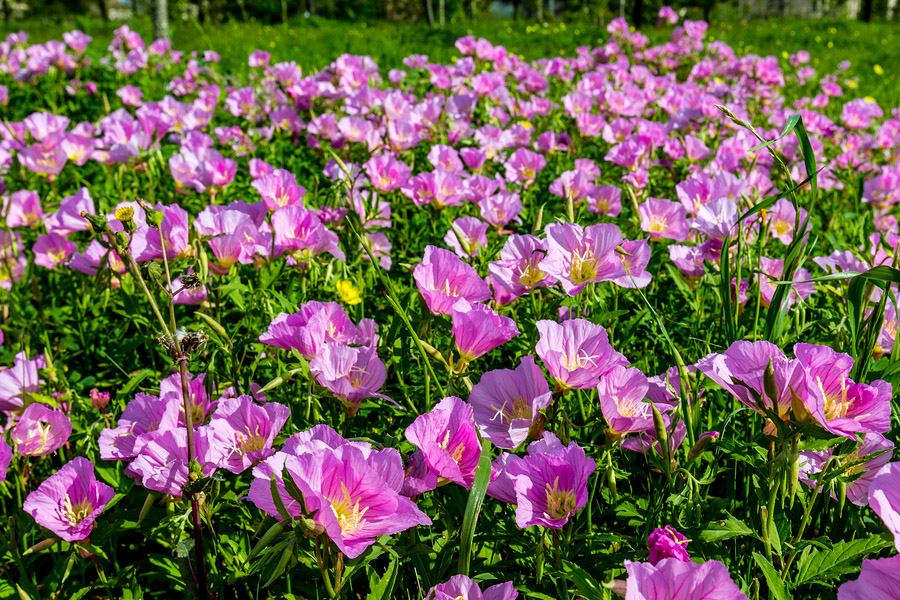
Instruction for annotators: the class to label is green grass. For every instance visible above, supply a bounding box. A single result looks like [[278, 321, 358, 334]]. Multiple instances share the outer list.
[[1, 15, 898, 106]]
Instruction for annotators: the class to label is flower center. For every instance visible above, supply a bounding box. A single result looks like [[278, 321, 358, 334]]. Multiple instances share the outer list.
[[62, 494, 94, 526], [545, 477, 576, 519], [329, 482, 368, 535]]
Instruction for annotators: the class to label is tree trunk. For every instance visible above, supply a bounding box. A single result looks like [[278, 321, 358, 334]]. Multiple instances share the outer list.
[[424, 0, 435, 26], [471, 0, 476, 19], [154, 0, 170, 39], [308, 0, 316, 16], [860, 0, 873, 20], [513, 0, 521, 19], [438, 0, 445, 26], [632, 0, 643, 27], [98, 0, 108, 20], [0, 0, 9, 23], [536, 0, 543, 20]]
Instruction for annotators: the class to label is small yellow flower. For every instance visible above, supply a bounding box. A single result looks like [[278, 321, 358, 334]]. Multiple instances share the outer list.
[[336, 280, 362, 305], [848, 80, 858, 89], [827, 41, 834, 49], [114, 206, 134, 222], [865, 96, 877, 103], [519, 120, 533, 130], [874, 64, 885, 76], [781, 51, 789, 59]]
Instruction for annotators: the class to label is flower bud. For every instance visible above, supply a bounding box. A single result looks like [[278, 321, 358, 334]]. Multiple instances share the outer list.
[[145, 207, 164, 228], [651, 403, 668, 449], [763, 358, 778, 407], [687, 431, 719, 463], [81, 211, 108, 233]]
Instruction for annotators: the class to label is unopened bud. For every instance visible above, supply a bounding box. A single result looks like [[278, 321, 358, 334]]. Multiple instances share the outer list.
[[114, 230, 129, 249], [763, 358, 778, 407], [81, 212, 108, 233], [651, 403, 668, 449], [145, 207, 164, 228], [688, 431, 719, 463], [142, 262, 162, 282], [90, 387, 110, 411]]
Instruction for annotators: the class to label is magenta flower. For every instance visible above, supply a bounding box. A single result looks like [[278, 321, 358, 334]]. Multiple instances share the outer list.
[[12, 403, 72, 456], [98, 392, 180, 461], [160, 372, 218, 427], [837, 556, 900, 600], [282, 443, 431, 558], [427, 575, 519, 600], [45, 187, 94, 235], [128, 428, 220, 496], [692, 197, 738, 241], [535, 318, 627, 390], [624, 558, 749, 600], [479, 191, 522, 228], [5, 190, 42, 228], [206, 395, 291, 474], [757, 257, 815, 310], [251, 169, 306, 211], [405, 396, 482, 488], [504, 148, 546, 185], [506, 434, 596, 529], [647, 526, 690, 564], [309, 343, 391, 410], [869, 462, 900, 551], [444, 217, 490, 259], [0, 437, 10, 483], [0, 352, 45, 412], [799, 433, 893, 506], [23, 457, 114, 542], [469, 356, 552, 449], [364, 154, 411, 191], [696, 340, 802, 421], [271, 206, 344, 262], [597, 365, 660, 435], [638, 198, 690, 241], [33, 233, 77, 270], [413, 245, 491, 315], [612, 238, 653, 289], [543, 223, 626, 296], [259, 301, 374, 359], [452, 302, 520, 364], [489, 234, 557, 304], [794, 343, 891, 438]]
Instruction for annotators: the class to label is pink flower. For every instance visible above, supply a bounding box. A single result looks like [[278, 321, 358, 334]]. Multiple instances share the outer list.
[[0, 437, 10, 483], [309, 343, 391, 411], [504, 148, 546, 185], [12, 403, 72, 456], [259, 301, 375, 359], [543, 223, 626, 296], [624, 558, 748, 600], [98, 392, 180, 461], [505, 434, 596, 529], [647, 526, 690, 564], [414, 245, 491, 315], [251, 169, 306, 210], [427, 575, 518, 600], [127, 428, 220, 496], [639, 198, 690, 241], [794, 343, 891, 438], [489, 235, 557, 304], [536, 318, 627, 390], [869, 462, 900, 551], [451, 302, 520, 364], [757, 257, 815, 310], [837, 556, 900, 600], [364, 154, 411, 191], [405, 396, 482, 488], [444, 217, 490, 258], [33, 233, 76, 270], [5, 190, 42, 228], [205, 395, 291, 474], [799, 433, 893, 506], [23, 457, 114, 542], [612, 238, 653, 289]]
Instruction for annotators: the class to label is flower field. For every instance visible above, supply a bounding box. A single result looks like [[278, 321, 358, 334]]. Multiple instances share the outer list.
[[0, 10, 899, 600]]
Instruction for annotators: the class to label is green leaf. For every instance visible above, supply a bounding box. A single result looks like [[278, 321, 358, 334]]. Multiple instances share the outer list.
[[697, 511, 757, 542], [457, 438, 492, 576], [794, 536, 893, 587], [752, 552, 789, 600], [562, 561, 605, 600], [366, 556, 399, 600], [118, 368, 155, 397]]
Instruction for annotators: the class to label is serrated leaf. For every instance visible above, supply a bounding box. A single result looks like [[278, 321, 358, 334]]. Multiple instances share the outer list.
[[752, 552, 789, 600], [794, 536, 893, 586]]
